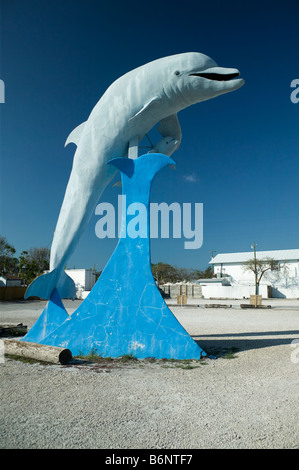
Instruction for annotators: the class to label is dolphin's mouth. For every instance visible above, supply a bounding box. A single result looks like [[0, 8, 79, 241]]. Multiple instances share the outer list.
[[189, 72, 240, 81]]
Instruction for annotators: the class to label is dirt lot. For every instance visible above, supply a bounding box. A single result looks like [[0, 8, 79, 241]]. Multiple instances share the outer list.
[[0, 298, 298, 449]]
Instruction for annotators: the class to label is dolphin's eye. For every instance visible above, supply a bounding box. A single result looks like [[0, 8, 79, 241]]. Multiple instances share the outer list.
[[174, 71, 180, 76]]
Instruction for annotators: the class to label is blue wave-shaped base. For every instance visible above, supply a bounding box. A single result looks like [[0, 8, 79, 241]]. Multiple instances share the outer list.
[[22, 154, 206, 359]]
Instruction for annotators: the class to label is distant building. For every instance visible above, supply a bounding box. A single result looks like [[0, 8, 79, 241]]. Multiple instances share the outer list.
[[202, 249, 299, 299], [0, 275, 23, 287], [65, 269, 97, 299]]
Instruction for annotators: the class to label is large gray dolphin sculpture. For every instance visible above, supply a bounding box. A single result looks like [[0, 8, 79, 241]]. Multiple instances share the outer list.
[[25, 52, 244, 300]]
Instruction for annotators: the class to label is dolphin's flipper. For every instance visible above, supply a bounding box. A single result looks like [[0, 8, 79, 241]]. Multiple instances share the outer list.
[[157, 114, 182, 145], [25, 269, 76, 300], [65, 121, 86, 147], [128, 96, 160, 122]]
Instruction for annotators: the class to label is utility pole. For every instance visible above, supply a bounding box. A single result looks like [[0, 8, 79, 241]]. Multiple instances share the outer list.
[[251, 242, 258, 307], [252, 242, 258, 295]]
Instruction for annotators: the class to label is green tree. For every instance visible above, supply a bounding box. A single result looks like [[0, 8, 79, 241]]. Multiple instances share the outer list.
[[27, 247, 50, 273], [151, 263, 213, 285], [18, 247, 50, 285], [0, 235, 17, 275], [151, 263, 181, 285], [193, 266, 213, 279]]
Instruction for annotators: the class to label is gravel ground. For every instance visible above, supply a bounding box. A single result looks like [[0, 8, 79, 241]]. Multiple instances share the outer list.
[[0, 298, 299, 449]]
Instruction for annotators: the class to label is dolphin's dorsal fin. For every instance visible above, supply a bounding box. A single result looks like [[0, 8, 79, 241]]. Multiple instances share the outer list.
[[65, 121, 86, 147], [157, 114, 182, 144], [128, 97, 160, 122]]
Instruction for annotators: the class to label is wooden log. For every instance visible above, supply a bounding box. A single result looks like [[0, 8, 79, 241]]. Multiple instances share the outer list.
[[3, 339, 72, 365], [240, 304, 271, 309], [205, 304, 232, 308]]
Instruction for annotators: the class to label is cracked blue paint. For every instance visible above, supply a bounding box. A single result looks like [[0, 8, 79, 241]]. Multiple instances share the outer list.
[[22, 154, 206, 359]]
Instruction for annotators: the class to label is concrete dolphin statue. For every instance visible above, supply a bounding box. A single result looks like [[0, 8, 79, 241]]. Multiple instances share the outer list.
[[25, 52, 244, 300]]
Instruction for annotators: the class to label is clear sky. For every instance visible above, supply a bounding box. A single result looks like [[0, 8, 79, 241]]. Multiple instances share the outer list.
[[0, 0, 298, 271]]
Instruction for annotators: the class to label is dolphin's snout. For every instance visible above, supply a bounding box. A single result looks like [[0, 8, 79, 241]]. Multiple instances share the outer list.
[[189, 67, 241, 82], [190, 71, 240, 81]]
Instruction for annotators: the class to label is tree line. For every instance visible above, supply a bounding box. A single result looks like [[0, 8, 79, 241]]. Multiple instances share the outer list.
[[0, 235, 50, 285], [151, 262, 213, 285]]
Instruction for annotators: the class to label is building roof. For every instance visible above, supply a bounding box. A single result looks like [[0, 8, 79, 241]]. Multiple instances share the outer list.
[[0, 275, 22, 280], [210, 249, 299, 265]]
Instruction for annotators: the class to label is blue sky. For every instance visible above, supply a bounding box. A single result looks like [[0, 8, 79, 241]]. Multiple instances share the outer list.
[[0, 0, 298, 271]]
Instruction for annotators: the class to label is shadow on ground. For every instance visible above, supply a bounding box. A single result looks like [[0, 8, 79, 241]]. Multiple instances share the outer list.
[[194, 330, 299, 357]]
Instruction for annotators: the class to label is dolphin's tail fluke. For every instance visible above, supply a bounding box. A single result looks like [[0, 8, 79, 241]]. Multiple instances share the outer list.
[[24, 269, 76, 300]]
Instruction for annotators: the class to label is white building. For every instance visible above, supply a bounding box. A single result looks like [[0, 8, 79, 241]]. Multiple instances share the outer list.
[[65, 269, 97, 299], [0, 275, 23, 287], [199, 249, 299, 299]]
